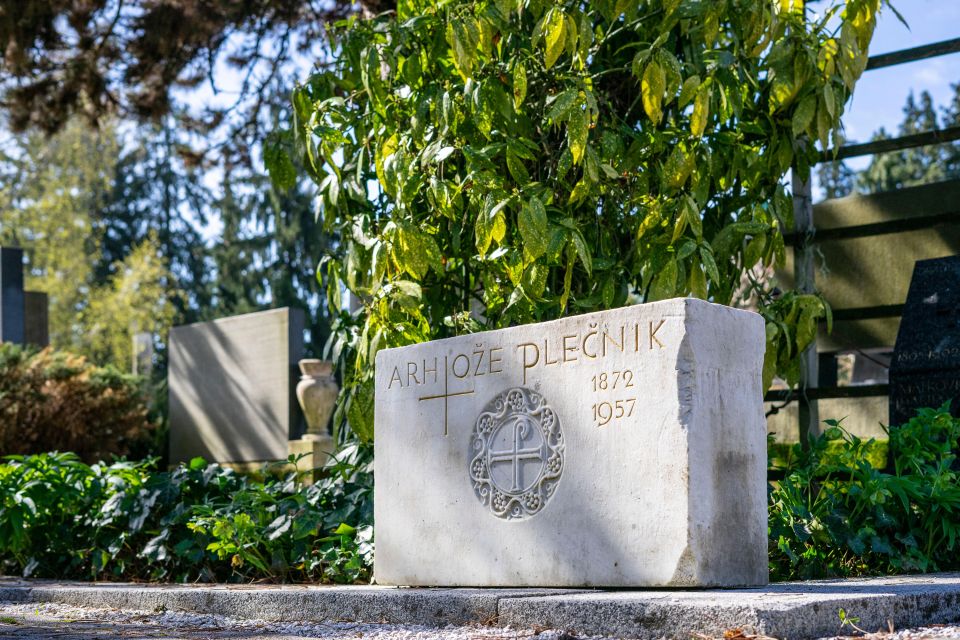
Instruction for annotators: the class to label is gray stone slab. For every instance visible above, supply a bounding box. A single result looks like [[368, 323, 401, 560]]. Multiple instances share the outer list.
[[0, 581, 581, 626], [2, 574, 959, 639], [168, 308, 305, 464], [498, 573, 960, 639]]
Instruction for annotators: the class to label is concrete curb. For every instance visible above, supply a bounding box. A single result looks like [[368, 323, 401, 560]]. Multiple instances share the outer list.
[[2, 573, 959, 639]]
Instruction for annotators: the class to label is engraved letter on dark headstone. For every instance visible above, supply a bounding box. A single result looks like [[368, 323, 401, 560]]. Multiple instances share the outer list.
[[890, 256, 960, 426], [0, 247, 25, 344]]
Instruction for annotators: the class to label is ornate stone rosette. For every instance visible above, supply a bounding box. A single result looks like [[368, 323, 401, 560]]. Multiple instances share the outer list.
[[469, 387, 564, 520]]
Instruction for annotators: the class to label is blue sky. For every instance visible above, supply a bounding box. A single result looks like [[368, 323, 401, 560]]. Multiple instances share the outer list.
[[836, 0, 960, 174]]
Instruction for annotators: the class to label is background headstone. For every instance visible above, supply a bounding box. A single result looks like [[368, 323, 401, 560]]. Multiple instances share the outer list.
[[375, 298, 768, 588], [23, 291, 49, 347], [0, 247, 25, 345], [168, 307, 305, 464], [889, 256, 960, 426], [132, 331, 153, 376]]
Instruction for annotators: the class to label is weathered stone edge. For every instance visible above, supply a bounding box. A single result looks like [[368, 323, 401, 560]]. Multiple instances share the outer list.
[[0, 584, 584, 627], [3, 579, 960, 639], [496, 586, 960, 639]]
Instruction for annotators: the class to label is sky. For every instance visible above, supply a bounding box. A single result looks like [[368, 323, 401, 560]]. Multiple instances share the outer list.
[[831, 0, 960, 176]]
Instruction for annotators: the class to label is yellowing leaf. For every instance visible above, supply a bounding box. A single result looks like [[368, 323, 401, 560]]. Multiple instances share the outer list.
[[642, 61, 665, 124], [678, 75, 700, 108], [513, 63, 527, 109], [568, 106, 588, 165], [691, 84, 710, 138], [663, 145, 693, 191], [397, 224, 441, 279], [448, 18, 479, 80], [568, 179, 590, 205], [544, 9, 567, 70]]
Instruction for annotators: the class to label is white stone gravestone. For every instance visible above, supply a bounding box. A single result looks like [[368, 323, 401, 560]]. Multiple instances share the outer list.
[[374, 298, 767, 587]]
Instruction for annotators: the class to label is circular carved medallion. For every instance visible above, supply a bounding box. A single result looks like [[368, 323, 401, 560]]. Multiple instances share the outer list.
[[469, 387, 564, 520]]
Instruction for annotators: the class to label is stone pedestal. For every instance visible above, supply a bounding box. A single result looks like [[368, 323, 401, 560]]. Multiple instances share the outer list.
[[288, 435, 336, 482], [374, 298, 767, 588]]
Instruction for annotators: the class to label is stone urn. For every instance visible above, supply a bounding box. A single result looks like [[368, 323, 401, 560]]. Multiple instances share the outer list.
[[296, 359, 338, 439]]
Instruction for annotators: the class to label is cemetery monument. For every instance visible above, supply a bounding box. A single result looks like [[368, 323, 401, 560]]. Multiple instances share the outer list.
[[375, 297, 768, 587], [890, 256, 960, 426]]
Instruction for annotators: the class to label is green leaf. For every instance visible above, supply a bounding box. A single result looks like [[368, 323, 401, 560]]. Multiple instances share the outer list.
[[648, 259, 677, 301], [699, 245, 720, 283], [263, 141, 297, 191], [396, 224, 441, 279], [513, 63, 527, 109], [663, 145, 693, 191], [792, 94, 816, 139], [518, 196, 549, 259], [690, 83, 710, 138], [568, 179, 590, 205], [506, 148, 530, 184], [642, 61, 665, 124], [546, 89, 578, 121], [448, 17, 480, 80], [544, 9, 567, 70], [567, 106, 588, 165], [678, 75, 700, 108], [570, 229, 592, 275]]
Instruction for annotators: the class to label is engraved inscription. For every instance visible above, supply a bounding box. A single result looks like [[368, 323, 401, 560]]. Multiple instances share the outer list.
[[469, 387, 563, 520]]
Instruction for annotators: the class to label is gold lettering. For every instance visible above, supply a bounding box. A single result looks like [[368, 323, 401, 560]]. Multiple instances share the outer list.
[[518, 343, 540, 385], [602, 325, 624, 356], [562, 334, 579, 363], [633, 323, 640, 352], [452, 353, 470, 378], [544, 338, 560, 366], [489, 347, 504, 373], [649, 320, 665, 349], [582, 324, 599, 359]]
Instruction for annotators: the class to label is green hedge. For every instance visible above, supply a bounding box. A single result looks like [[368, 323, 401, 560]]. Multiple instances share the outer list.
[[2, 405, 958, 583], [0, 447, 372, 583], [770, 404, 960, 580]]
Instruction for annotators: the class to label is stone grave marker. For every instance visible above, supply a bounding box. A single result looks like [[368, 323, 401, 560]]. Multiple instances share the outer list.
[[890, 256, 960, 426], [24, 291, 49, 347], [0, 247, 25, 344], [374, 297, 768, 587], [168, 308, 305, 464]]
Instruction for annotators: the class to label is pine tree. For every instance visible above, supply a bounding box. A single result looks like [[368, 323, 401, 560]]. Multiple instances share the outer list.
[[857, 91, 951, 193]]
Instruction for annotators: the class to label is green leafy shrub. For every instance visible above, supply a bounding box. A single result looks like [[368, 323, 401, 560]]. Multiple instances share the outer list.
[[0, 446, 373, 582], [273, 0, 890, 441], [769, 404, 960, 581], [0, 343, 156, 462]]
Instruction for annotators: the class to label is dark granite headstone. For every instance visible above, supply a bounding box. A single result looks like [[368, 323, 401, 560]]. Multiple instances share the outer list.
[[890, 256, 960, 426], [24, 291, 49, 347], [0, 247, 25, 344]]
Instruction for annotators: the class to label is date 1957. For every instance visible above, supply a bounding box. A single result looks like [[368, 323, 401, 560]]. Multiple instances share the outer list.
[[592, 398, 636, 426]]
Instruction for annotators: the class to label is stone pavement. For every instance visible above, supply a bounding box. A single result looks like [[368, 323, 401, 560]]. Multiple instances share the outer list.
[[1, 573, 959, 639]]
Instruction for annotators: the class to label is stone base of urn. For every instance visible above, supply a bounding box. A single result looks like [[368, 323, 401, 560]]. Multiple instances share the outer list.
[[288, 434, 336, 483]]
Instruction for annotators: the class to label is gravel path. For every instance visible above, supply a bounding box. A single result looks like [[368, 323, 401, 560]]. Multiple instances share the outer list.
[[1, 601, 958, 640]]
